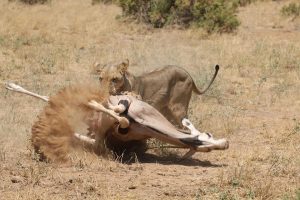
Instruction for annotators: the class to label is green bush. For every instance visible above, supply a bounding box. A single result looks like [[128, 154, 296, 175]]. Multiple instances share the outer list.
[[233, 0, 257, 7], [105, 0, 240, 33], [92, 0, 115, 5], [20, 0, 49, 4], [281, 2, 300, 17], [191, 0, 240, 33], [116, 0, 174, 28]]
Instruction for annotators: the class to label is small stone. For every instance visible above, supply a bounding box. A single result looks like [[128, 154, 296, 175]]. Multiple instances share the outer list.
[[11, 176, 23, 183], [128, 186, 136, 190], [164, 192, 170, 196]]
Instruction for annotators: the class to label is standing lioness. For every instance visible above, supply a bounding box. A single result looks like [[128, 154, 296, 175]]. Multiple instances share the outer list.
[[95, 60, 219, 126]]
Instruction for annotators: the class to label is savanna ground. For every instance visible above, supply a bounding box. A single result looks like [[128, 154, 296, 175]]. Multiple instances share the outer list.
[[0, 0, 299, 199]]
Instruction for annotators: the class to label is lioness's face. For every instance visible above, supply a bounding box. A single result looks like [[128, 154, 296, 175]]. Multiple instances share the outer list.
[[95, 60, 129, 95]]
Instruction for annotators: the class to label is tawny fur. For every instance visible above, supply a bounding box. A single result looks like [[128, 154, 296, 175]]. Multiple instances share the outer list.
[[31, 84, 109, 162], [95, 60, 219, 127]]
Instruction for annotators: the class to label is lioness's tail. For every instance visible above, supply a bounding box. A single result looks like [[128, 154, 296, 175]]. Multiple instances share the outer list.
[[193, 65, 219, 95]]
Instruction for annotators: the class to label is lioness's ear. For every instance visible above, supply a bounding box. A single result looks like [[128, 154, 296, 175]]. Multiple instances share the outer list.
[[93, 62, 105, 74], [118, 59, 129, 74]]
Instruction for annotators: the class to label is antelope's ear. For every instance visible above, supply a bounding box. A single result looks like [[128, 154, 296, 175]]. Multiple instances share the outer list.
[[118, 59, 129, 74]]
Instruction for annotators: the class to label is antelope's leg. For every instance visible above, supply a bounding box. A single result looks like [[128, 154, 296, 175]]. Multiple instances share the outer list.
[[182, 148, 197, 159], [88, 100, 129, 128], [5, 82, 49, 102], [74, 133, 96, 145]]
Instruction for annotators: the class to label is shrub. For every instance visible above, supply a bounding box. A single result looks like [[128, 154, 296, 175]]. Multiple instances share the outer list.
[[281, 2, 300, 18], [9, 0, 50, 4], [233, 0, 257, 7], [191, 0, 240, 33], [106, 0, 240, 33], [117, 0, 174, 28], [92, 0, 115, 5]]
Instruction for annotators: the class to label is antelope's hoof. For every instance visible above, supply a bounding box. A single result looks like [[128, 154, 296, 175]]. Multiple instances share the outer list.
[[214, 139, 229, 150]]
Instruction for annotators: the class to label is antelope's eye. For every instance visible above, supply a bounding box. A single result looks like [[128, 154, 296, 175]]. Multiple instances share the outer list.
[[99, 77, 103, 81], [112, 78, 117, 83]]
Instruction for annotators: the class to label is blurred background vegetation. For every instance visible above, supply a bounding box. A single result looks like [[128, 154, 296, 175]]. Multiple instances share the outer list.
[[10, 0, 300, 33]]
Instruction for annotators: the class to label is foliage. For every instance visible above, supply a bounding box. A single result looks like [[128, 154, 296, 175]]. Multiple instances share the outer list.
[[232, 0, 257, 7], [94, 0, 240, 33], [92, 0, 116, 5], [190, 0, 240, 33], [18, 0, 49, 4], [281, 2, 300, 18]]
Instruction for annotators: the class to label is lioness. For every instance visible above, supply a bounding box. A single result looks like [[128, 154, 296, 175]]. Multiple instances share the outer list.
[[95, 60, 219, 126]]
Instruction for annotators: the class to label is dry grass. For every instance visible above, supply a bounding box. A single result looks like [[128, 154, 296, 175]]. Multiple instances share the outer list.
[[0, 0, 300, 199]]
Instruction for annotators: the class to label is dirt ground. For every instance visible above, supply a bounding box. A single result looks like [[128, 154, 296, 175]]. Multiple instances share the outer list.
[[0, 0, 299, 199]]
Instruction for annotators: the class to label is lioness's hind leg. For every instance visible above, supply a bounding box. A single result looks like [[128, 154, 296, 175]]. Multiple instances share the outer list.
[[159, 107, 182, 127], [168, 104, 189, 128]]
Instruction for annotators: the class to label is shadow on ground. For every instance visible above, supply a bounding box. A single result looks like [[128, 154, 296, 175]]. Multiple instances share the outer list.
[[121, 152, 226, 167]]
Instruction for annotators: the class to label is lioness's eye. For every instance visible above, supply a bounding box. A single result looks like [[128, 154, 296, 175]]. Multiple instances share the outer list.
[[99, 77, 103, 81], [112, 78, 117, 83]]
